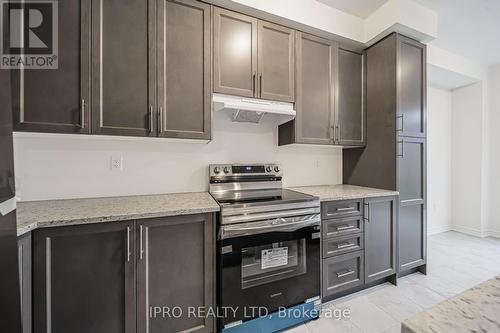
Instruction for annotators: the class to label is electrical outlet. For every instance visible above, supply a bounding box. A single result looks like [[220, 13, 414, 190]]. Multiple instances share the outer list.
[[110, 156, 124, 172]]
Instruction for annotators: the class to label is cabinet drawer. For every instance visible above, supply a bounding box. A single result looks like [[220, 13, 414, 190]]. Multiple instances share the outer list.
[[322, 216, 363, 238], [323, 233, 363, 258], [323, 251, 364, 297], [322, 199, 363, 219]]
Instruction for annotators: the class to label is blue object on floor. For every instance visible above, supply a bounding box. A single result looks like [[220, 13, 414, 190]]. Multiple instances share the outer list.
[[222, 300, 320, 333]]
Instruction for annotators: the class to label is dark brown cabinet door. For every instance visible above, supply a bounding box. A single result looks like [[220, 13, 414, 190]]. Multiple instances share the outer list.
[[364, 196, 396, 283], [399, 204, 425, 271], [157, 0, 211, 140], [257, 21, 294, 102], [213, 8, 257, 98], [397, 137, 426, 271], [336, 48, 365, 146], [18, 233, 32, 333], [33, 222, 136, 333], [91, 0, 155, 137], [397, 35, 426, 138], [12, 0, 91, 133], [291, 33, 336, 145], [137, 214, 214, 333]]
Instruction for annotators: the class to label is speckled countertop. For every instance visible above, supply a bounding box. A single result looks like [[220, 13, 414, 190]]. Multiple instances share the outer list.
[[289, 184, 399, 202], [16, 192, 220, 236], [402, 276, 500, 333]]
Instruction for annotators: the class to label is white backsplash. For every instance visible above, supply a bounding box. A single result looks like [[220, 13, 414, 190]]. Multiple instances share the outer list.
[[13, 112, 342, 201]]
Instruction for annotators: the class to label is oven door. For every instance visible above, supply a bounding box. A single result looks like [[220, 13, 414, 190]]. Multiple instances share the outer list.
[[219, 214, 321, 327]]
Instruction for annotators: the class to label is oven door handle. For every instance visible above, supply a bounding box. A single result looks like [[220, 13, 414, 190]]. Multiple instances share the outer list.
[[220, 214, 320, 240]]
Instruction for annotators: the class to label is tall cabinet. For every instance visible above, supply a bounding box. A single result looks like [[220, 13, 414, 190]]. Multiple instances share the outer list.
[[343, 33, 426, 275]]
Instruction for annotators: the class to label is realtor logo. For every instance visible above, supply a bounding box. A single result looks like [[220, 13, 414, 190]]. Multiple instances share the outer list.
[[1, 0, 58, 69]]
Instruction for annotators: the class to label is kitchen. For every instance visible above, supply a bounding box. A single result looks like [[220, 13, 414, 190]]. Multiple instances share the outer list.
[[1, 1, 500, 333]]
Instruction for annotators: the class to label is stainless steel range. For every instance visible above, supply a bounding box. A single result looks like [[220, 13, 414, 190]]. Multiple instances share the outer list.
[[209, 163, 321, 333]]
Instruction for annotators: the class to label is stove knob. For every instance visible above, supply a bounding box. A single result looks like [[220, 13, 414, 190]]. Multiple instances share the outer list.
[[274, 166, 280, 172], [266, 166, 272, 172], [223, 166, 230, 174], [213, 167, 221, 174]]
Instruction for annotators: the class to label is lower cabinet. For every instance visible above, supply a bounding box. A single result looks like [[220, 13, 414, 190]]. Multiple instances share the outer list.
[[137, 214, 214, 333], [364, 196, 397, 283], [33, 214, 214, 333], [321, 196, 398, 300], [18, 232, 32, 333], [33, 221, 137, 333], [323, 251, 364, 297]]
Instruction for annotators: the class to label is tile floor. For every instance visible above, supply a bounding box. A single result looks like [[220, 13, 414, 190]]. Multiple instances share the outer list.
[[284, 231, 500, 333]]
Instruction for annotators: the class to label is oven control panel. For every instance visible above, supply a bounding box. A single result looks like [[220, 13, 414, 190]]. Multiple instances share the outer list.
[[209, 163, 282, 178]]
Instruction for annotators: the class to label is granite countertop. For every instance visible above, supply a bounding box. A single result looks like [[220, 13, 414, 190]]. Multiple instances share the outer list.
[[289, 184, 399, 202], [402, 276, 500, 333], [16, 192, 220, 236]]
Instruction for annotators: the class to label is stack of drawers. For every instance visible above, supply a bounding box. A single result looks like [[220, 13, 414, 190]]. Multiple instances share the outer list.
[[321, 199, 365, 299]]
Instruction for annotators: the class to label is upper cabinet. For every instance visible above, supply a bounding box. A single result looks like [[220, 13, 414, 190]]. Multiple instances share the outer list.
[[11, 1, 366, 144], [12, 0, 91, 133], [257, 21, 295, 102], [397, 35, 426, 138], [157, 0, 212, 140], [336, 48, 365, 146], [213, 8, 295, 102], [279, 33, 365, 147], [279, 33, 336, 145], [91, 0, 156, 137], [213, 8, 257, 98]]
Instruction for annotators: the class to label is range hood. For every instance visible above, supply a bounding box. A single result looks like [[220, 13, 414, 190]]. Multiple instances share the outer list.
[[213, 93, 295, 124]]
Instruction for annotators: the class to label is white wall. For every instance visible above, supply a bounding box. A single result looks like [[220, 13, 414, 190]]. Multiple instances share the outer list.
[[427, 87, 452, 234], [450, 82, 486, 236], [225, 0, 437, 44], [487, 64, 500, 237], [13, 112, 342, 201]]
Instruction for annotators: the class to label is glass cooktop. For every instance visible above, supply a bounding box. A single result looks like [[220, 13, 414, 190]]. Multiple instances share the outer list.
[[211, 189, 315, 206]]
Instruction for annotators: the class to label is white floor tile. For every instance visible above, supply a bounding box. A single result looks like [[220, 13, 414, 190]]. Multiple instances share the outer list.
[[282, 231, 500, 333]]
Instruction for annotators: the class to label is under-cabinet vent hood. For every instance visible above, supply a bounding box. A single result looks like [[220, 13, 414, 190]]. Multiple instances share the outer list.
[[213, 93, 295, 124]]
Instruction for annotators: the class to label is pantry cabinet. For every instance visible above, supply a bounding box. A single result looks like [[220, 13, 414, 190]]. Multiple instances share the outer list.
[[343, 33, 427, 275]]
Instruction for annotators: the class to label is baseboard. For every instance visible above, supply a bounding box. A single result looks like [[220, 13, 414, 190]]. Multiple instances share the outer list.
[[427, 225, 452, 235], [451, 225, 486, 237], [485, 228, 500, 239]]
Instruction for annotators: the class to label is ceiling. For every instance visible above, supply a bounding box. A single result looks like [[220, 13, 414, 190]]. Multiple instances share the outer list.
[[414, 0, 500, 66], [427, 64, 478, 90], [317, 0, 388, 18]]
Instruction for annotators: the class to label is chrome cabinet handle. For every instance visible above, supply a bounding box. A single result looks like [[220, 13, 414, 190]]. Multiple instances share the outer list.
[[397, 114, 404, 132], [364, 202, 371, 222], [336, 225, 355, 231], [126, 227, 131, 262], [336, 207, 354, 212], [330, 125, 335, 142], [139, 225, 144, 260], [158, 107, 163, 134], [259, 73, 262, 96], [337, 242, 355, 249], [80, 99, 85, 129], [148, 106, 154, 134], [337, 124, 341, 142], [336, 269, 355, 278], [397, 140, 404, 157], [252, 73, 256, 96]]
